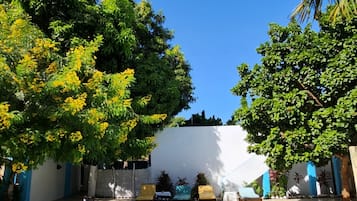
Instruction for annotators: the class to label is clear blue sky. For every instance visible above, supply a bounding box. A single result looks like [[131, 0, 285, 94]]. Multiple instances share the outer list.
[[149, 1, 311, 123]]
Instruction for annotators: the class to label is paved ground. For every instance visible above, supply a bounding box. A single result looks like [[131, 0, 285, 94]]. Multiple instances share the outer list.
[[58, 194, 132, 201], [58, 196, 356, 201]]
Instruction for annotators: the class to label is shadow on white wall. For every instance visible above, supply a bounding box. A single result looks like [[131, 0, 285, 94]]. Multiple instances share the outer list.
[[151, 125, 268, 195]]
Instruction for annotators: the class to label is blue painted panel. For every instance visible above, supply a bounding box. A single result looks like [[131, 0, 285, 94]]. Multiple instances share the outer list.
[[262, 171, 270, 198], [332, 156, 342, 195], [307, 161, 317, 197], [64, 163, 72, 197], [19, 171, 32, 201]]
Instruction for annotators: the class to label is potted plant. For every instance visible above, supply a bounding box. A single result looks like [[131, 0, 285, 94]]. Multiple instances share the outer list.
[[156, 171, 174, 195], [191, 172, 209, 200]]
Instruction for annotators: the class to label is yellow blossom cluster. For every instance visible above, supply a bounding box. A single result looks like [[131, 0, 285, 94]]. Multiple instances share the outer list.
[[31, 38, 58, 58], [72, 46, 85, 71], [45, 62, 57, 75], [12, 162, 28, 174], [141, 113, 167, 124], [18, 53, 37, 72], [0, 59, 10, 71], [86, 70, 104, 90], [56, 129, 67, 138], [0, 103, 13, 131], [137, 95, 152, 107], [87, 108, 105, 125], [62, 93, 87, 115], [0, 7, 29, 54], [150, 114, 167, 121], [9, 19, 26, 40], [69, 131, 83, 142], [120, 118, 138, 133], [117, 133, 128, 144], [123, 99, 132, 108], [98, 122, 109, 138], [106, 97, 118, 106], [19, 133, 35, 144], [77, 144, 86, 154], [45, 131, 56, 142], [110, 69, 135, 97], [29, 77, 45, 93], [52, 71, 81, 93]]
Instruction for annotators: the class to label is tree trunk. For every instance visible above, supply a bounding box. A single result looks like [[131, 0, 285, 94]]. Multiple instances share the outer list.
[[349, 146, 357, 198], [341, 155, 351, 201]]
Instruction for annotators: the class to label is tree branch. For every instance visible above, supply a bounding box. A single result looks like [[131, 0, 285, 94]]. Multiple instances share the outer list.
[[297, 80, 323, 107]]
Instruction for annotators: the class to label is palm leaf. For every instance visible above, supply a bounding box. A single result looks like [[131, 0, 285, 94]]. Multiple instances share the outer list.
[[291, 0, 357, 22]]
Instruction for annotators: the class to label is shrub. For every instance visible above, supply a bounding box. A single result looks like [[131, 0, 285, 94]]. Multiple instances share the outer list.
[[191, 172, 209, 200], [156, 171, 174, 195]]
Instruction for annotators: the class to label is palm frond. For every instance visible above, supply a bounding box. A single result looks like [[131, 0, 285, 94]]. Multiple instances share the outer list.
[[291, 0, 323, 22], [329, 0, 357, 22]]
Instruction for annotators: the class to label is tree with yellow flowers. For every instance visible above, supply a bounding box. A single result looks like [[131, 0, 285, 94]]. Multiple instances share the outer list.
[[0, 0, 165, 177]]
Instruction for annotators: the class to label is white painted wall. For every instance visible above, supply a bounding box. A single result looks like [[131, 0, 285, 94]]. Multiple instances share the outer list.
[[30, 160, 66, 201], [96, 168, 151, 198], [151, 126, 269, 195]]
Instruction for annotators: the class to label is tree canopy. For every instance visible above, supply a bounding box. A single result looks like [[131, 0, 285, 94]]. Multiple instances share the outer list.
[[0, 2, 166, 171], [232, 7, 357, 172], [9, 0, 195, 160], [183, 111, 223, 127]]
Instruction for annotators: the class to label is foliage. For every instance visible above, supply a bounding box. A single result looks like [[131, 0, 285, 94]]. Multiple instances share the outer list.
[[270, 172, 287, 198], [244, 180, 263, 197], [232, 6, 357, 172], [167, 117, 186, 127], [225, 115, 237, 125], [176, 177, 189, 186], [0, 1, 165, 172], [191, 172, 209, 200], [183, 110, 223, 126], [156, 170, 174, 195], [11, 0, 195, 159], [291, 0, 357, 23]]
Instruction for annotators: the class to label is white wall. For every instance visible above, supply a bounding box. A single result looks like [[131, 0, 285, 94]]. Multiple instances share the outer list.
[[151, 126, 268, 195], [30, 160, 66, 201], [96, 168, 151, 198]]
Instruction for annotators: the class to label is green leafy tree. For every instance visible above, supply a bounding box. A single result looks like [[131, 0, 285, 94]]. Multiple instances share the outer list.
[[291, 0, 357, 22], [0, 0, 165, 182], [225, 115, 237, 125], [232, 7, 356, 200], [11, 0, 194, 159], [183, 110, 223, 126]]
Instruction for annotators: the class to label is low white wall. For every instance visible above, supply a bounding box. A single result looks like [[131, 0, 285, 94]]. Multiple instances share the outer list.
[[95, 168, 151, 198], [30, 160, 66, 201], [151, 126, 269, 195], [30, 161, 81, 201]]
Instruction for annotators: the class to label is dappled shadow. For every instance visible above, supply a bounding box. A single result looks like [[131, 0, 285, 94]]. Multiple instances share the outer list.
[[151, 126, 224, 194]]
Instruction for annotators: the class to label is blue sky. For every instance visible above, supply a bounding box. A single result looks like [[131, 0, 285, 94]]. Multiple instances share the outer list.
[[149, 1, 312, 123]]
